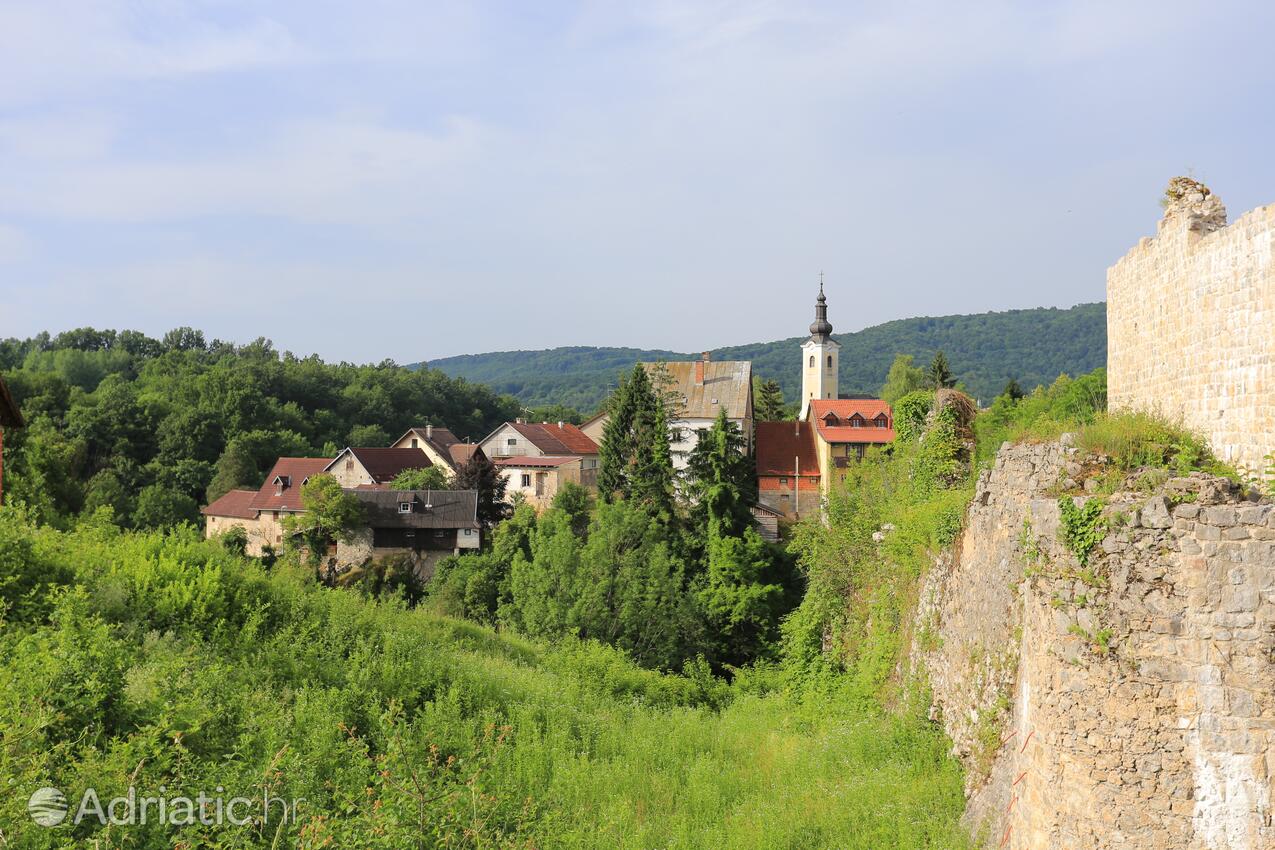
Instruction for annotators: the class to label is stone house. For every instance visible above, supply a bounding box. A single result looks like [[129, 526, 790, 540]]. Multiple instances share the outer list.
[[479, 420, 599, 462], [494, 455, 594, 510], [388, 424, 484, 477], [755, 420, 822, 519], [805, 399, 894, 493], [324, 446, 436, 489], [0, 373, 23, 506], [335, 488, 480, 578], [201, 456, 332, 555]]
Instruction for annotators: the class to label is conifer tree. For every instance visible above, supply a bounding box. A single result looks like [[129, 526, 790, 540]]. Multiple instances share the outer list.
[[752, 378, 787, 421], [928, 351, 956, 389], [597, 364, 675, 519]]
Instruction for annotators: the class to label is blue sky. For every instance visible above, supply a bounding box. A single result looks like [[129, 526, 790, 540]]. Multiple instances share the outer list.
[[2, 1, 1273, 363]]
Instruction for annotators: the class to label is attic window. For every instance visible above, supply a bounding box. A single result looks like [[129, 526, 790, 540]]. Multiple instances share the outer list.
[[398, 502, 412, 513], [411, 438, 418, 448], [711, 398, 718, 405]]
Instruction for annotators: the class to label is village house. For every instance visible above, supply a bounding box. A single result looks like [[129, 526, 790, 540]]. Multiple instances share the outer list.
[[335, 488, 480, 578], [754, 420, 821, 519], [579, 410, 608, 444], [495, 454, 595, 510], [806, 398, 894, 493], [0, 374, 24, 506], [479, 419, 599, 462], [388, 424, 484, 477], [324, 446, 436, 489], [201, 456, 331, 555]]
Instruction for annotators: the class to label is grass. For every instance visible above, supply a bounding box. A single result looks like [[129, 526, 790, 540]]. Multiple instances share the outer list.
[[0, 511, 970, 849]]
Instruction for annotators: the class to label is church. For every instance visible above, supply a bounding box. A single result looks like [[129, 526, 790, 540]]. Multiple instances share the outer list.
[[755, 284, 895, 520]]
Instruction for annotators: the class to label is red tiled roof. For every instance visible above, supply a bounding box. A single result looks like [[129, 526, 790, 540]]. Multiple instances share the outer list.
[[511, 422, 599, 455], [202, 488, 258, 519], [808, 399, 895, 444], [755, 421, 820, 477], [494, 455, 579, 468], [337, 447, 434, 484], [249, 458, 332, 512]]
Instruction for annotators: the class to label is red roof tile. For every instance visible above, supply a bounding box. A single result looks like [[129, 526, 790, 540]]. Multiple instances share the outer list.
[[755, 421, 820, 477], [808, 399, 895, 444], [249, 458, 332, 512], [511, 422, 599, 455], [202, 488, 258, 519]]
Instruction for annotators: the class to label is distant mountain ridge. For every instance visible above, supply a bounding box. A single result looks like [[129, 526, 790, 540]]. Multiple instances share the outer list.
[[420, 302, 1107, 413]]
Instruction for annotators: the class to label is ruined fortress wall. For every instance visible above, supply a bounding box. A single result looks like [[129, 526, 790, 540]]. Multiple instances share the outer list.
[[1107, 183, 1275, 477], [915, 441, 1274, 849]]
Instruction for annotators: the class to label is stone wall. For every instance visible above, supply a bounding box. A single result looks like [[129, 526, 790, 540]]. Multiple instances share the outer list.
[[1107, 178, 1275, 478], [915, 440, 1274, 849]]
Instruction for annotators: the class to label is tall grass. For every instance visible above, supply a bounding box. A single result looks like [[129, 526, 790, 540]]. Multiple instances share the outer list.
[[0, 509, 969, 849]]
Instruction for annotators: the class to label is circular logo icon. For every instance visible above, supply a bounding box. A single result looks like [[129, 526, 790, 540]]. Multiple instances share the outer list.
[[28, 787, 68, 827]]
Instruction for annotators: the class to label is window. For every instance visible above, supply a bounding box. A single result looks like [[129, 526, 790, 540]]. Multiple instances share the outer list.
[[810, 477, 818, 484], [875, 414, 888, 427], [398, 502, 412, 513], [521, 473, 531, 488], [779, 477, 789, 486], [670, 428, 684, 443], [411, 438, 418, 448], [826, 355, 832, 368], [463, 528, 473, 537], [434, 530, 446, 538], [345, 459, 354, 470], [808, 355, 814, 367], [507, 437, 517, 446]]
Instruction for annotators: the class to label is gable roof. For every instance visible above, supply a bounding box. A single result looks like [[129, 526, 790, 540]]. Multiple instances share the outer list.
[[351, 489, 479, 529], [0, 374, 23, 428], [643, 360, 752, 421], [755, 421, 820, 477], [807, 399, 895, 444], [328, 447, 434, 484], [393, 426, 482, 471], [201, 488, 258, 519], [448, 443, 481, 466], [249, 458, 333, 512], [508, 422, 599, 455]]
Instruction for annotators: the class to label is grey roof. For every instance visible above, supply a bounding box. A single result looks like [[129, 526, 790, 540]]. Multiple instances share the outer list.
[[642, 360, 752, 421], [351, 489, 479, 529]]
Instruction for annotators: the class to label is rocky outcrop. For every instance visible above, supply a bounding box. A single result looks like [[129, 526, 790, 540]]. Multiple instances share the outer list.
[[915, 440, 1274, 849]]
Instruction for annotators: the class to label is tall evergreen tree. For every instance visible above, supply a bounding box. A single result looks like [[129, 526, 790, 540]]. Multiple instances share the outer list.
[[752, 378, 787, 421], [1001, 377, 1025, 401], [597, 364, 675, 519], [684, 408, 756, 539], [928, 351, 955, 389], [453, 453, 509, 526]]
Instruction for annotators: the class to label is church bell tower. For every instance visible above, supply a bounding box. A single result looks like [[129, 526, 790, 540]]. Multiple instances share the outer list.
[[800, 280, 839, 419]]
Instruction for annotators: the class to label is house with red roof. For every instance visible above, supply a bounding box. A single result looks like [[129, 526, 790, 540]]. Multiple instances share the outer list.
[[806, 398, 895, 493], [389, 424, 485, 477], [324, 446, 435, 489], [478, 419, 600, 505], [201, 456, 331, 555], [755, 420, 822, 519]]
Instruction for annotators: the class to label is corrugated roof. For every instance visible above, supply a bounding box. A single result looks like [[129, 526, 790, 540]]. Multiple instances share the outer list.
[[249, 458, 333, 512], [202, 488, 258, 519], [352, 489, 479, 529], [755, 421, 820, 476], [0, 374, 23, 428], [331, 447, 434, 483], [510, 422, 599, 455], [494, 455, 579, 468], [808, 399, 895, 445], [644, 360, 752, 421]]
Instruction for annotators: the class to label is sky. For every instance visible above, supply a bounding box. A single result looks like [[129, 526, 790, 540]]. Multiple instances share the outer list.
[[2, 1, 1273, 364]]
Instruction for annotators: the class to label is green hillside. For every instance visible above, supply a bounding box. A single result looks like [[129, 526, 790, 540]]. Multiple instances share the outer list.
[[422, 302, 1106, 412]]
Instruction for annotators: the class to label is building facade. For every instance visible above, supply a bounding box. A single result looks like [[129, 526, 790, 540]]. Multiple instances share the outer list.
[[755, 420, 821, 519], [494, 455, 595, 510], [806, 399, 895, 494], [389, 425, 483, 476], [324, 447, 435, 489]]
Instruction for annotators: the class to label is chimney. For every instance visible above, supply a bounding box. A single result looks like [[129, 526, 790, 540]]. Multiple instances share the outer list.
[[557, 420, 565, 429], [515, 417, 525, 424], [425, 423, 433, 439], [695, 351, 709, 385]]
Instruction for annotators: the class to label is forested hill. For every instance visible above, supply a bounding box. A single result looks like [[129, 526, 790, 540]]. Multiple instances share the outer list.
[[421, 302, 1107, 412]]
